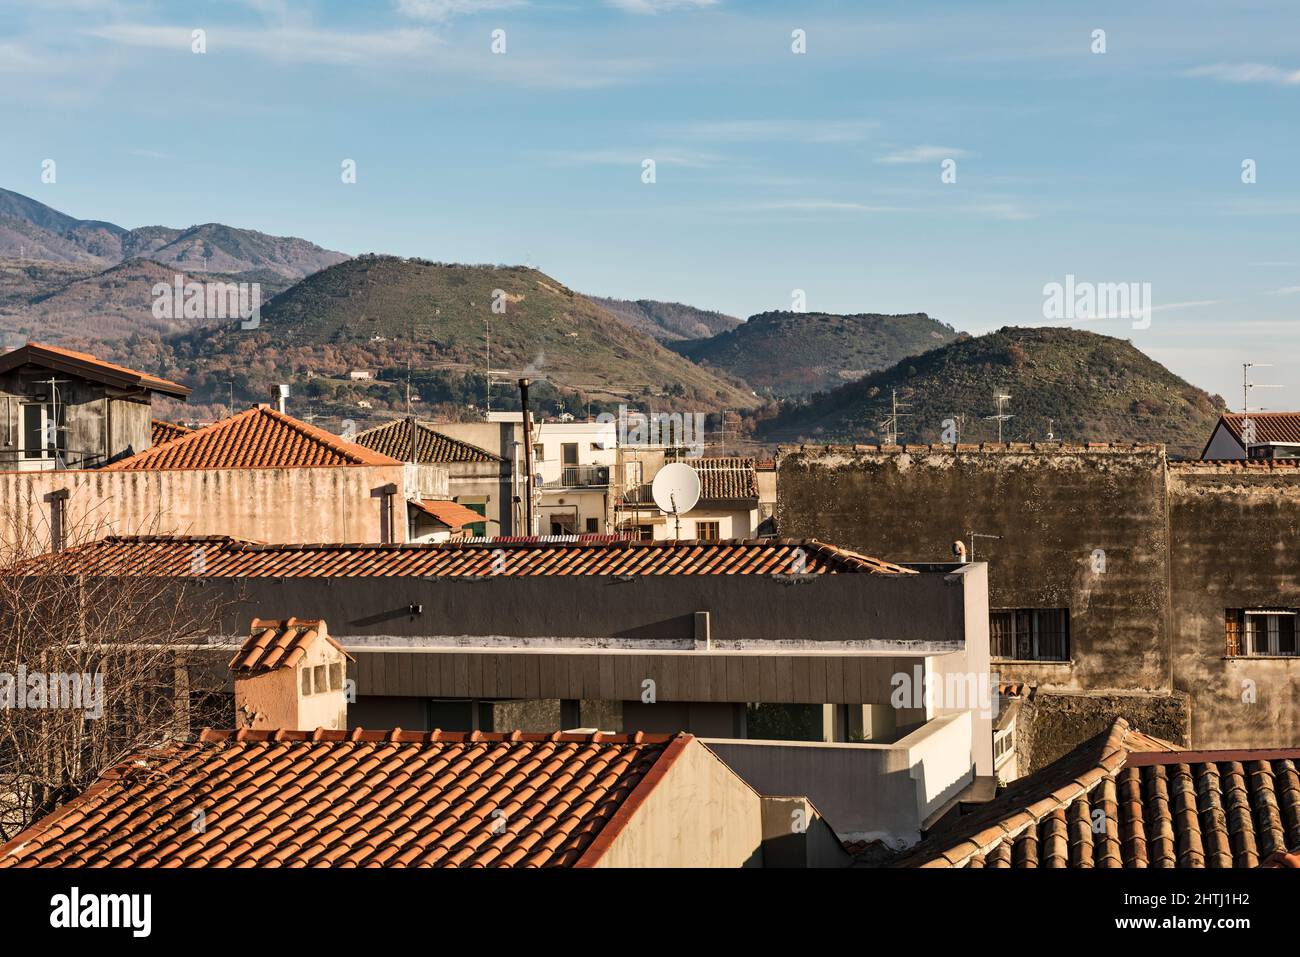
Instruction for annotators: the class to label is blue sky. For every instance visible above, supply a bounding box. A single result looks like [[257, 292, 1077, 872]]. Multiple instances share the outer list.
[[3, 0, 1300, 406]]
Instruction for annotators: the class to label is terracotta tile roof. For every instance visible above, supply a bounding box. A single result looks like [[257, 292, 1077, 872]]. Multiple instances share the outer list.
[[0, 342, 190, 398], [1216, 412, 1300, 447], [151, 419, 191, 445], [229, 618, 352, 675], [895, 719, 1300, 868], [354, 418, 503, 463], [686, 457, 759, 502], [0, 730, 689, 868], [21, 535, 916, 578], [105, 406, 402, 471], [410, 499, 487, 529]]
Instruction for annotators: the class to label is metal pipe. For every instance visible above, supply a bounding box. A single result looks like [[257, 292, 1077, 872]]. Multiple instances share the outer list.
[[519, 378, 534, 536]]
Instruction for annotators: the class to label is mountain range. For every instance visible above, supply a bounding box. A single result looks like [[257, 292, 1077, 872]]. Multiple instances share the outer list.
[[0, 187, 1234, 452]]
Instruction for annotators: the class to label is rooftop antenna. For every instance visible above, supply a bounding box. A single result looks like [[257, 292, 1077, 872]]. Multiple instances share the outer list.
[[1242, 362, 1282, 453], [485, 317, 492, 414], [652, 462, 701, 541], [967, 531, 1002, 562], [985, 391, 1013, 443], [879, 388, 911, 444], [1046, 417, 1054, 441]]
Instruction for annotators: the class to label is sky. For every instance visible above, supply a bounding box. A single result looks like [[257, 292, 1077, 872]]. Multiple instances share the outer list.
[[2, 0, 1300, 407]]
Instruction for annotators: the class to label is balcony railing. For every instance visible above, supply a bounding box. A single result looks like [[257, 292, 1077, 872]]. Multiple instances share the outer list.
[[544, 465, 610, 488]]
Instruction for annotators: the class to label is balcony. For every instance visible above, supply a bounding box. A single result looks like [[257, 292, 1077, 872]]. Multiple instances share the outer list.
[[544, 464, 610, 489]]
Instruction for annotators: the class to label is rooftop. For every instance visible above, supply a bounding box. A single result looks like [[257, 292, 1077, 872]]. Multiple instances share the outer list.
[[106, 406, 402, 471], [690, 457, 759, 502], [895, 718, 1300, 868], [229, 618, 352, 675], [0, 342, 190, 399], [150, 419, 192, 445], [14, 535, 916, 578], [353, 418, 503, 464], [1214, 412, 1300, 449], [0, 730, 689, 868]]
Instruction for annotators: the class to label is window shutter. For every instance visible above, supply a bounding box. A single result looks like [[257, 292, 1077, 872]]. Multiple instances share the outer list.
[[1225, 610, 1241, 657]]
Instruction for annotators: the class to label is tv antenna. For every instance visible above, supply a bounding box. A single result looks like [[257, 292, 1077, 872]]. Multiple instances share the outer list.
[[879, 388, 911, 444], [966, 531, 1002, 562], [985, 391, 1013, 443], [651, 463, 701, 540], [1242, 362, 1282, 452]]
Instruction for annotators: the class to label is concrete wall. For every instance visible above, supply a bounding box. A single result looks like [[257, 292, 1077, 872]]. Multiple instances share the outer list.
[[776, 444, 1172, 694], [1168, 462, 1300, 748], [706, 712, 974, 847], [0, 462, 417, 550], [591, 738, 763, 868], [445, 460, 512, 536]]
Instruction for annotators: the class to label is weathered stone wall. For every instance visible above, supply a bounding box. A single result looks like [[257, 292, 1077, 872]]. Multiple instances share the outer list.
[[1015, 691, 1191, 774], [1167, 462, 1300, 748], [776, 444, 1172, 694], [776, 444, 1300, 751]]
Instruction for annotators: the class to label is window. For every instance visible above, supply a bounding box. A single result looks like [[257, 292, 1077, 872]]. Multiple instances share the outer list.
[[301, 667, 312, 696], [585, 518, 599, 533], [561, 442, 579, 466], [636, 524, 653, 541], [328, 662, 344, 691], [1226, 609, 1299, 656], [313, 665, 327, 694], [695, 521, 721, 541], [990, 608, 1069, 661], [20, 402, 65, 462], [994, 727, 1015, 767]]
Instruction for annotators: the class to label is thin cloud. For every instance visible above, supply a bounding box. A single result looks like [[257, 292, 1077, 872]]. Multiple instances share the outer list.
[[86, 23, 437, 65], [606, 0, 718, 12], [1151, 300, 1220, 313], [395, 0, 528, 20], [878, 146, 971, 164], [539, 148, 724, 168], [1186, 62, 1300, 85], [1267, 286, 1300, 295], [663, 119, 876, 143]]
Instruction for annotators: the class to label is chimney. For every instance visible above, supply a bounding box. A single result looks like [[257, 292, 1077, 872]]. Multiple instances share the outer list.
[[277, 383, 290, 415], [228, 618, 353, 731]]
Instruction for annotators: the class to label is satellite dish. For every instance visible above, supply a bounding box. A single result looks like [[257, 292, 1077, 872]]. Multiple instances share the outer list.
[[652, 463, 701, 516]]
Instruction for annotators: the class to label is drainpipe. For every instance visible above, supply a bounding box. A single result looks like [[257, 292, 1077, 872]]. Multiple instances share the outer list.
[[519, 378, 534, 537]]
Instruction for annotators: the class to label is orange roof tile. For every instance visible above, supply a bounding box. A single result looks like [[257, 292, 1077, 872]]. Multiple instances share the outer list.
[[229, 618, 352, 674], [690, 457, 759, 502], [0, 730, 690, 868], [1216, 412, 1300, 447], [105, 406, 402, 470], [410, 499, 488, 529], [151, 419, 191, 445], [0, 342, 190, 398], [354, 418, 503, 463], [895, 719, 1300, 868], [21, 535, 916, 578]]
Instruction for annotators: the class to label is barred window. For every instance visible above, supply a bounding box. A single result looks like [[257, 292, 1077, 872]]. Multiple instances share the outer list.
[[1226, 609, 1298, 657], [990, 608, 1069, 661]]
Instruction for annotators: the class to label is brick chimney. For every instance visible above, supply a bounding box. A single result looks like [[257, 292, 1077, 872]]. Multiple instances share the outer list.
[[228, 618, 353, 731]]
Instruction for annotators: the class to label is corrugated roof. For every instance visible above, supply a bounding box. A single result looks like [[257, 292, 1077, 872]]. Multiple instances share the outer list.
[[16, 535, 916, 578], [0, 730, 690, 868], [150, 419, 191, 445], [229, 618, 352, 674], [105, 406, 402, 470], [354, 418, 503, 463], [0, 342, 190, 398], [895, 719, 1300, 868]]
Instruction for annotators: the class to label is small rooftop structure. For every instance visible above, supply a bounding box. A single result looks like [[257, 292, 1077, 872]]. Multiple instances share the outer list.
[[0, 342, 189, 399]]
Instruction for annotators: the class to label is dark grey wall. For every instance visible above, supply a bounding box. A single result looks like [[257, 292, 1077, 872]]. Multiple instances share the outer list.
[[199, 570, 970, 648], [776, 445, 1171, 694], [0, 368, 151, 470]]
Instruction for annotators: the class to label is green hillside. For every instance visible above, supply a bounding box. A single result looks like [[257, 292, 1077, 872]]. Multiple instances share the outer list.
[[590, 296, 741, 342], [672, 310, 958, 398], [127, 255, 755, 422], [759, 326, 1226, 458]]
